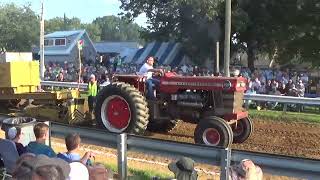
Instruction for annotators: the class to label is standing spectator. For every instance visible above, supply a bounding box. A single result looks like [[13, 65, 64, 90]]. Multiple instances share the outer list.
[[280, 74, 289, 85], [87, 74, 98, 118], [181, 64, 188, 75], [26, 123, 56, 157], [300, 73, 309, 85], [113, 56, 119, 72]]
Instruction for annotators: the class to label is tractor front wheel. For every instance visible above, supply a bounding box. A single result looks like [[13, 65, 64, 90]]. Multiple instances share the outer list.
[[95, 82, 149, 134], [232, 117, 253, 143], [194, 116, 233, 148]]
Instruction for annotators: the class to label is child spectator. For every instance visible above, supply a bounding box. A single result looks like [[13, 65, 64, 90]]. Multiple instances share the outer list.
[[57, 133, 94, 165], [26, 122, 56, 157], [7, 127, 26, 155]]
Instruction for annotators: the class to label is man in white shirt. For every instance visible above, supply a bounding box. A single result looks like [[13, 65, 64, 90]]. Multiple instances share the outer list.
[[138, 56, 163, 100]]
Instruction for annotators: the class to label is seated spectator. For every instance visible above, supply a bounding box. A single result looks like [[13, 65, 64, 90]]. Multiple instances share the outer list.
[[57, 133, 94, 165], [168, 157, 198, 180], [258, 82, 266, 94], [252, 78, 261, 91], [26, 122, 56, 157], [296, 80, 305, 97], [57, 71, 64, 81], [7, 127, 26, 155], [288, 84, 298, 96], [13, 154, 70, 180], [15, 153, 36, 169], [229, 159, 263, 180], [69, 162, 90, 180], [265, 80, 272, 94], [278, 83, 287, 95], [88, 163, 112, 180]]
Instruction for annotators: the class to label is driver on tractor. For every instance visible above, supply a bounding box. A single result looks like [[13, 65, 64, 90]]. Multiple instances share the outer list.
[[138, 56, 163, 100]]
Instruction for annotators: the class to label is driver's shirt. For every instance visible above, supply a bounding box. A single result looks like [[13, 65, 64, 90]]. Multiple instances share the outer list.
[[138, 63, 153, 79]]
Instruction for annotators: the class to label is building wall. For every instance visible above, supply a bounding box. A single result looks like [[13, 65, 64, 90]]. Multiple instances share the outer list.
[[44, 55, 71, 64], [43, 32, 96, 64]]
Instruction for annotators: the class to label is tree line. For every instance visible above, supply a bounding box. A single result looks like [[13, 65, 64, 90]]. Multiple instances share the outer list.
[[1, 1, 319, 68], [120, 0, 320, 69], [0, 3, 143, 52]]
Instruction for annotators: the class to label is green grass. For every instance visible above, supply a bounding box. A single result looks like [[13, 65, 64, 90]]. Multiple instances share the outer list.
[[249, 109, 320, 123], [128, 169, 172, 180], [103, 163, 173, 180]]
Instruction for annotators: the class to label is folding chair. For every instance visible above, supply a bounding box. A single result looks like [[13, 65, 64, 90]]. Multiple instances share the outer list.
[[0, 139, 19, 179]]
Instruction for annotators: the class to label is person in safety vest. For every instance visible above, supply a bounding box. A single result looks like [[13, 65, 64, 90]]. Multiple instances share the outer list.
[[87, 74, 98, 118]]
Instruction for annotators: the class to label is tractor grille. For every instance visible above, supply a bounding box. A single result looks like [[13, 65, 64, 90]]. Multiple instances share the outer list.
[[214, 91, 244, 115]]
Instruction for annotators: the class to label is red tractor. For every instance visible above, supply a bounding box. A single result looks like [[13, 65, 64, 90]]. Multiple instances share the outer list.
[[94, 73, 252, 147]]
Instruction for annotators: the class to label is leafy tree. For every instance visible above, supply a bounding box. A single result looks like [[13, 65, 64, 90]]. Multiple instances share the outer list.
[[45, 16, 101, 42], [45, 17, 81, 33], [81, 23, 101, 42], [120, 0, 223, 64], [0, 3, 39, 51], [93, 15, 143, 43], [120, 0, 320, 68], [231, 0, 320, 69], [45, 15, 141, 43]]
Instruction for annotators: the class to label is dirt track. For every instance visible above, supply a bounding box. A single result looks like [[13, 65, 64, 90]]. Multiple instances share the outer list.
[[147, 119, 320, 159]]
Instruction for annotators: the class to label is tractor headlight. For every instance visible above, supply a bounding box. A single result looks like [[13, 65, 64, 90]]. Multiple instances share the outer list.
[[223, 80, 232, 89]]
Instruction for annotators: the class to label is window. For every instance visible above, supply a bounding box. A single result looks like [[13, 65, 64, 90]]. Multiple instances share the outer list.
[[44, 39, 54, 46], [55, 38, 66, 46]]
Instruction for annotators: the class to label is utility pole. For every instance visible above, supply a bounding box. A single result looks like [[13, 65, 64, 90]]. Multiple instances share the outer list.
[[215, 42, 220, 74], [40, 0, 45, 80], [63, 13, 67, 30], [224, 0, 231, 77]]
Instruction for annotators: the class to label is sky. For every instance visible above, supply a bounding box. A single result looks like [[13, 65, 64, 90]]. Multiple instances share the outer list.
[[1, 0, 147, 27]]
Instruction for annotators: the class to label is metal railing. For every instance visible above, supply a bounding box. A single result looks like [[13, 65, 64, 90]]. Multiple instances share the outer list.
[[50, 122, 320, 180], [41, 80, 320, 108], [41, 81, 88, 90], [244, 94, 320, 105]]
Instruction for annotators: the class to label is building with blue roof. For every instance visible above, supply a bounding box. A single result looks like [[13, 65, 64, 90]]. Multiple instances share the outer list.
[[33, 30, 97, 64], [32, 30, 192, 67]]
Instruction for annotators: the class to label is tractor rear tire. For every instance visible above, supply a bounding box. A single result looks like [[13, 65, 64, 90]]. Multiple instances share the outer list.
[[194, 116, 233, 148], [95, 82, 149, 135], [147, 119, 178, 133], [232, 117, 253, 143]]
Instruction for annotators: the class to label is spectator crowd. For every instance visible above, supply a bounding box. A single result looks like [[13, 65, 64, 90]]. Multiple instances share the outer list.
[[0, 122, 112, 180], [44, 57, 317, 98], [0, 122, 264, 180], [241, 68, 316, 98]]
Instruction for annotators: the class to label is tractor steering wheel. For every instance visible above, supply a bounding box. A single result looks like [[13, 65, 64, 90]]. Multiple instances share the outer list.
[[153, 68, 165, 77]]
